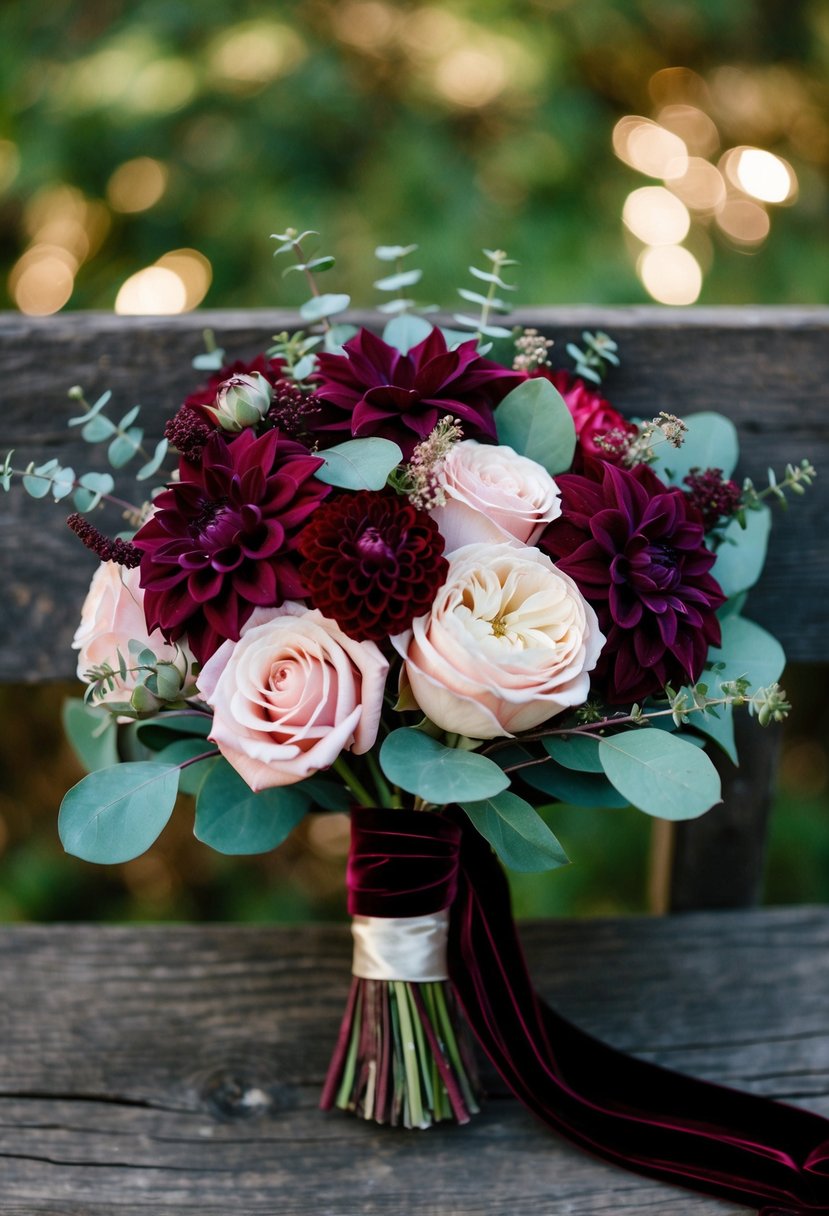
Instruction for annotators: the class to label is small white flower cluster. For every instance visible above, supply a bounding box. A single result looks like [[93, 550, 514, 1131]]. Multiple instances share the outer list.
[[402, 417, 464, 511], [512, 327, 554, 372]]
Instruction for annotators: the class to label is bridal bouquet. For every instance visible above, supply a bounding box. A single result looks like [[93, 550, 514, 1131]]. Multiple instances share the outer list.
[[6, 233, 826, 1215]]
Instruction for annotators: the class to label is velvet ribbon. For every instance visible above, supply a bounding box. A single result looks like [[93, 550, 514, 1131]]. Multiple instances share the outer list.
[[347, 807, 829, 1215]]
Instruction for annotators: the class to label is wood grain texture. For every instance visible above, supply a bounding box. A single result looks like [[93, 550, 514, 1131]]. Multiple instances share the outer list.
[[1, 308, 827, 679], [0, 910, 827, 1215]]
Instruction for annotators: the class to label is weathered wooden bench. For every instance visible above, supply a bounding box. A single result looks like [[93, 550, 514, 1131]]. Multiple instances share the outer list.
[[1, 308, 827, 1214]]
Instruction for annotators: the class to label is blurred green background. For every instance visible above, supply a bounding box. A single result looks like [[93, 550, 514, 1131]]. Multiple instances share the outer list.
[[0, 0, 827, 921]]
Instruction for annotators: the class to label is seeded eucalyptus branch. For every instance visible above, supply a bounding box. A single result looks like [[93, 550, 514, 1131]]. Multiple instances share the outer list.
[[566, 330, 620, 384], [454, 248, 518, 346], [740, 459, 817, 518]]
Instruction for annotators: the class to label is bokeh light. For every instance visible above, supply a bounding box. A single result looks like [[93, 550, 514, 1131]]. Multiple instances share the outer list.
[[668, 158, 727, 214], [154, 249, 212, 309], [207, 20, 306, 90], [715, 197, 771, 246], [10, 248, 76, 315], [623, 187, 690, 245], [637, 246, 702, 305], [735, 148, 796, 204], [613, 117, 688, 180], [115, 266, 188, 314], [107, 158, 168, 213]]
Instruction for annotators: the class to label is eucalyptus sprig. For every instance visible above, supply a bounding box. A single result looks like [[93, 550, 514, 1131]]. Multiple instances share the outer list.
[[741, 459, 816, 516], [66, 385, 168, 480], [373, 244, 427, 317], [267, 329, 323, 384], [83, 640, 196, 718], [271, 227, 350, 333], [566, 330, 620, 384], [454, 248, 518, 344]]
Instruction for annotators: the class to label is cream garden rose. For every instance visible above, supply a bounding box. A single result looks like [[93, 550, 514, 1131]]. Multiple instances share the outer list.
[[197, 603, 389, 790], [392, 542, 604, 739], [72, 561, 194, 705], [430, 439, 562, 552]]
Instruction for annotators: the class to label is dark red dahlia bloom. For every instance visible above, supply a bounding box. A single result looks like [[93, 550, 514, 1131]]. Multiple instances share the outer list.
[[312, 326, 523, 459], [533, 368, 636, 464], [134, 430, 330, 664], [297, 489, 448, 641], [540, 459, 725, 704]]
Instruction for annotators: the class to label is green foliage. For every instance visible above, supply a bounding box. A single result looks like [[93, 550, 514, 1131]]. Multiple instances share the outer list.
[[597, 731, 721, 820], [711, 506, 771, 598], [707, 616, 786, 689], [61, 698, 119, 773], [58, 761, 180, 863], [494, 377, 577, 475], [565, 332, 620, 384], [314, 437, 403, 491], [460, 791, 569, 872], [520, 760, 631, 808], [194, 760, 308, 854], [380, 729, 509, 804]]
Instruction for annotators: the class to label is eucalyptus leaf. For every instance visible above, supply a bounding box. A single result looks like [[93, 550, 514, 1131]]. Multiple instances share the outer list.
[[22, 462, 57, 498], [707, 615, 786, 689], [382, 313, 434, 353], [58, 762, 179, 863], [299, 293, 350, 321], [651, 411, 739, 484], [494, 377, 576, 475], [375, 244, 418, 261], [136, 712, 213, 751], [292, 354, 317, 381], [137, 437, 169, 481], [520, 761, 631, 808], [324, 323, 359, 354], [374, 269, 422, 291], [194, 761, 308, 854], [81, 414, 117, 443], [296, 775, 352, 812], [711, 506, 771, 598], [315, 437, 402, 490], [598, 731, 721, 820], [460, 791, 569, 872], [73, 471, 114, 512], [154, 738, 219, 796], [61, 698, 119, 773], [68, 390, 111, 425], [687, 702, 738, 764], [108, 427, 142, 468], [192, 349, 226, 371], [380, 729, 509, 804], [543, 734, 604, 773]]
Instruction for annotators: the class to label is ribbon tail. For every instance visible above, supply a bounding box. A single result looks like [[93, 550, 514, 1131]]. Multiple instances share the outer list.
[[448, 820, 829, 1215]]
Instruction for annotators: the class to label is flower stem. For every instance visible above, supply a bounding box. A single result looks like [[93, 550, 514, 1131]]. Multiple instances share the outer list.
[[333, 757, 375, 808]]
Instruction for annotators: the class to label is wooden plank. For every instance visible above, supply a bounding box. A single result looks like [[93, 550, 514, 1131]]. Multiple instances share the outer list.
[[0, 911, 827, 1213], [1, 307, 827, 680]]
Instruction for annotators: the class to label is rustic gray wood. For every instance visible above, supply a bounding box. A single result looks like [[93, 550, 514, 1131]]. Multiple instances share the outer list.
[[1, 307, 827, 679], [1, 910, 827, 1214]]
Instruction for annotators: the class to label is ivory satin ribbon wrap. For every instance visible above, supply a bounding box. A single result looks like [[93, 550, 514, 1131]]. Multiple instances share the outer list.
[[351, 911, 450, 982]]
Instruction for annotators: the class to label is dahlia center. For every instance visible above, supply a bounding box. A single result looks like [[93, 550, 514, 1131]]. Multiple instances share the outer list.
[[190, 496, 232, 543], [648, 542, 681, 588], [356, 526, 396, 568]]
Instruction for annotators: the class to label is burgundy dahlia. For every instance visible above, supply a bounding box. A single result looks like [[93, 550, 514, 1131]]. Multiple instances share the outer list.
[[134, 429, 330, 664], [533, 368, 636, 464], [312, 327, 523, 459], [297, 489, 448, 642], [540, 459, 725, 704]]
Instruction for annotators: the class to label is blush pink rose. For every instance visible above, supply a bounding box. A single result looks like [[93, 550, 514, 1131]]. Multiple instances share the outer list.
[[430, 440, 561, 551], [196, 603, 389, 791], [72, 561, 194, 704], [392, 542, 604, 740]]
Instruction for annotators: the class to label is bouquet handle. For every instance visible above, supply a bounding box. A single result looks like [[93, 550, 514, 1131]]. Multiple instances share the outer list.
[[324, 807, 829, 1216]]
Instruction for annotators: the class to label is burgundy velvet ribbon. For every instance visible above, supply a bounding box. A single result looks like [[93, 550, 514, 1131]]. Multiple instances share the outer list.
[[347, 807, 829, 1215]]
